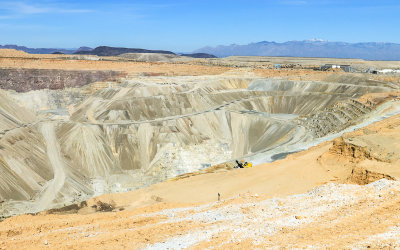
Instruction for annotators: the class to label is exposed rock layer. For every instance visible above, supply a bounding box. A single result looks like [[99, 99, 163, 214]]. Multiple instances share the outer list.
[[0, 69, 123, 92]]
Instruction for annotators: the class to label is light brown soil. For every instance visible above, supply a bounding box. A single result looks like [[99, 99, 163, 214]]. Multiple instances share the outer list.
[[0, 49, 361, 81], [0, 49, 233, 76], [0, 49, 31, 57], [0, 57, 231, 76], [254, 68, 339, 81]]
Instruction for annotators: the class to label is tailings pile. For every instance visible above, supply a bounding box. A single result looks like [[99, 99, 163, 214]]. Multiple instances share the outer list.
[[0, 74, 396, 217]]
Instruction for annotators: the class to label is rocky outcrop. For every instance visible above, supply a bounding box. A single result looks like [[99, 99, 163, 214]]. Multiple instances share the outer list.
[[0, 69, 124, 92], [330, 133, 400, 164], [347, 167, 395, 185]]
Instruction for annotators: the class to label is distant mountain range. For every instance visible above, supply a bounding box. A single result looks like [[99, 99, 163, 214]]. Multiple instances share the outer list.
[[180, 53, 217, 58], [74, 46, 175, 56], [194, 40, 400, 60], [0, 45, 177, 56], [0, 45, 175, 56], [5, 41, 400, 60], [0, 45, 217, 58], [0, 44, 90, 54]]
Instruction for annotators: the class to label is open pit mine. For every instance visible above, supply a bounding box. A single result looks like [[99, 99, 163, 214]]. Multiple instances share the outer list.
[[1, 50, 400, 248]]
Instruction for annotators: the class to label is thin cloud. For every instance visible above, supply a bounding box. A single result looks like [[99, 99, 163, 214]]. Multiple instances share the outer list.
[[0, 1, 93, 18], [12, 2, 51, 14]]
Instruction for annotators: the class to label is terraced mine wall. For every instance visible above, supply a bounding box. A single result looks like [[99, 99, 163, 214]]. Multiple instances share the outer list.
[[0, 69, 124, 92], [0, 75, 397, 218]]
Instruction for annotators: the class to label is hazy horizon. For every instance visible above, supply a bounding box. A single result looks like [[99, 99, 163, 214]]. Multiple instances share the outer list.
[[3, 39, 400, 53]]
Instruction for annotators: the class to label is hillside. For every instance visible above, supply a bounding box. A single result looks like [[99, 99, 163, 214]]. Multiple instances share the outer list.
[[75, 46, 176, 56], [0, 45, 76, 54], [180, 53, 218, 58], [0, 45, 175, 57]]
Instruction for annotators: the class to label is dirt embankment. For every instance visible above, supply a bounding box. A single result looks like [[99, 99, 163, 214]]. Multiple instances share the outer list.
[[324, 122, 400, 184], [0, 68, 124, 92]]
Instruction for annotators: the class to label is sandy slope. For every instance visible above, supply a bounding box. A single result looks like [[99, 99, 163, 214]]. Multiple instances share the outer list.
[[1, 181, 400, 249], [35, 123, 66, 212], [2, 102, 400, 248], [86, 141, 338, 209]]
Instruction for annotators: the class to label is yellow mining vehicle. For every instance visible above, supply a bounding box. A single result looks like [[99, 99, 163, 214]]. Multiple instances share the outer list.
[[234, 160, 253, 168]]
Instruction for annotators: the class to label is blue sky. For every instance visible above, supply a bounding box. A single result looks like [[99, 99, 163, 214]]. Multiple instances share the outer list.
[[0, 0, 399, 52]]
